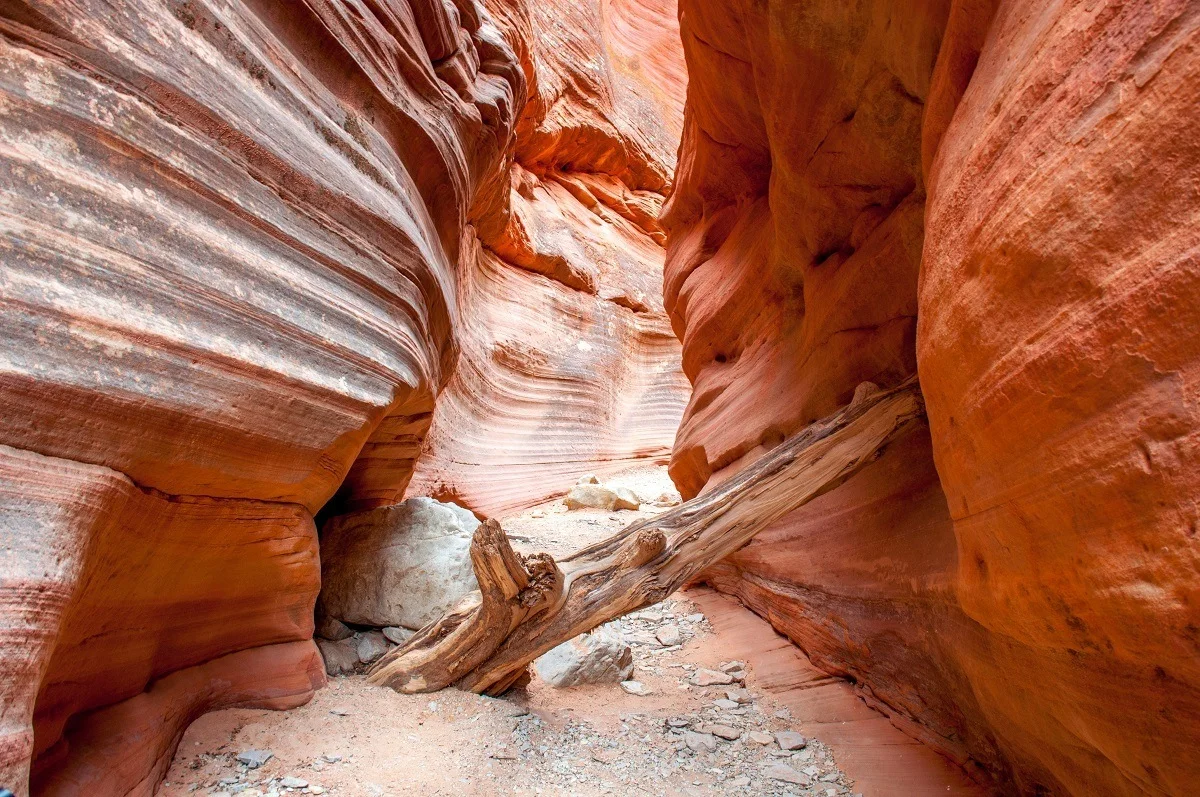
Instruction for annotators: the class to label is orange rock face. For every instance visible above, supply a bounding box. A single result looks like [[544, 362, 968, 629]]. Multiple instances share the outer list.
[[0, 0, 685, 793], [667, 0, 1200, 794], [406, 0, 689, 515]]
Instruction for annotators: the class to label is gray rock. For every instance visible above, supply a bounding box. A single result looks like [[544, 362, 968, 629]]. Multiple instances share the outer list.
[[726, 687, 753, 704], [315, 613, 353, 641], [382, 626, 414, 645], [319, 497, 480, 629], [684, 731, 717, 753], [708, 724, 741, 740], [316, 638, 358, 676], [686, 613, 705, 623], [655, 624, 682, 646], [719, 660, 744, 672], [691, 668, 734, 686], [534, 625, 633, 686], [578, 474, 600, 485], [726, 776, 751, 788], [355, 630, 390, 664], [564, 484, 620, 510], [764, 763, 811, 785], [712, 698, 740, 710], [236, 749, 273, 768], [667, 717, 691, 728], [620, 680, 649, 696], [776, 731, 807, 751], [748, 731, 774, 745], [279, 777, 308, 789]]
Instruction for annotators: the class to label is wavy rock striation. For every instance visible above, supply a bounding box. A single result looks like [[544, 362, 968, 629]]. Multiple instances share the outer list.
[[0, 0, 684, 793], [667, 0, 1199, 794], [405, 0, 689, 516]]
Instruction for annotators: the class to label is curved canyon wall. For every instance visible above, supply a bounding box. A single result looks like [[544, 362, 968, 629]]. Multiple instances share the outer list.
[[667, 0, 1199, 794], [0, 0, 685, 793], [404, 0, 689, 516]]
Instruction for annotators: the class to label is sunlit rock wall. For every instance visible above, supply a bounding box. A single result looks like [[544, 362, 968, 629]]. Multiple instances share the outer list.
[[405, 0, 689, 515]]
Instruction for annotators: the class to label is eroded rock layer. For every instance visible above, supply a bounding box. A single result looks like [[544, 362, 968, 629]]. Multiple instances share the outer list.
[[406, 0, 689, 516], [0, 0, 685, 793], [667, 0, 1199, 794]]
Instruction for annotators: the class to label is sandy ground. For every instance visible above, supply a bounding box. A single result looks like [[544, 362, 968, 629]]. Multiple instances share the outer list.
[[159, 466, 859, 797]]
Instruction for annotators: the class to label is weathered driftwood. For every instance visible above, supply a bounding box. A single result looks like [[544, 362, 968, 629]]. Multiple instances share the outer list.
[[368, 379, 923, 696]]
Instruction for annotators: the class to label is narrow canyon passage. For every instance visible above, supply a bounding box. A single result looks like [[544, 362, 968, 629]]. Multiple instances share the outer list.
[[0, 1, 1197, 796]]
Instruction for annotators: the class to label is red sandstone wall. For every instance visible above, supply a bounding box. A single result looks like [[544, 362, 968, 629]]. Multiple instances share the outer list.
[[405, 0, 690, 515], [667, 0, 1200, 794], [0, 0, 689, 792]]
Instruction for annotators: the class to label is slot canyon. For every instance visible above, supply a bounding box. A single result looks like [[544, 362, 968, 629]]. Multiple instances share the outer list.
[[0, 0, 1196, 794]]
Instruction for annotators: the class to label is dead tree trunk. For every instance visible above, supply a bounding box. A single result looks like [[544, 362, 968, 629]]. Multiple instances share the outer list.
[[368, 379, 923, 696]]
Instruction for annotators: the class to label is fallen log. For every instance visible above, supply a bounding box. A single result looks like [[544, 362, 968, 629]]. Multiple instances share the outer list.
[[368, 379, 923, 695]]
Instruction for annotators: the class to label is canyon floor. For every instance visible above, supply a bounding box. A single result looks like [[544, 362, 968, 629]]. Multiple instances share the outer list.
[[157, 467, 980, 797]]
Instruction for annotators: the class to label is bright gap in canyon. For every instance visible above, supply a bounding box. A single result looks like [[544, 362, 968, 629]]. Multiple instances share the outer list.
[[1, 1, 1197, 796]]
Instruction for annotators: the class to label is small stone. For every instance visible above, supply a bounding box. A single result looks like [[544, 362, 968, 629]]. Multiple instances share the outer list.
[[564, 484, 620, 510], [748, 731, 774, 745], [764, 763, 811, 786], [708, 724, 741, 741], [315, 614, 352, 641], [355, 630, 390, 664], [719, 660, 744, 672], [316, 638, 358, 676], [820, 773, 840, 782], [329, 707, 350, 716], [684, 732, 718, 753], [686, 613, 705, 623], [309, 789, 325, 795], [667, 717, 691, 728], [726, 688, 752, 704], [655, 624, 682, 646], [691, 668, 734, 686], [279, 777, 308, 789], [776, 731, 807, 751], [728, 669, 747, 682], [712, 698, 739, 710], [612, 487, 641, 511], [382, 626, 414, 645], [578, 474, 600, 485], [322, 754, 342, 763], [236, 750, 273, 768], [620, 680, 649, 696], [530, 510, 545, 518]]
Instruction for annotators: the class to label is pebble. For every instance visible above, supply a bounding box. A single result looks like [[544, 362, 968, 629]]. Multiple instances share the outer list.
[[382, 626, 414, 645], [236, 750, 273, 768], [718, 660, 744, 672], [691, 668, 734, 686], [776, 731, 808, 751], [279, 777, 308, 789], [686, 613, 705, 623], [621, 680, 649, 696], [329, 707, 350, 716], [667, 717, 691, 728], [712, 698, 740, 710], [726, 688, 752, 704], [726, 776, 752, 788], [764, 763, 811, 785], [707, 724, 741, 741], [748, 731, 775, 745], [684, 731, 718, 753], [655, 624, 682, 647]]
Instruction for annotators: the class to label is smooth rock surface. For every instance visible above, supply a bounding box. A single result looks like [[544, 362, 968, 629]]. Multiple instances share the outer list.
[[319, 498, 480, 630]]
